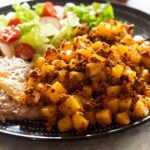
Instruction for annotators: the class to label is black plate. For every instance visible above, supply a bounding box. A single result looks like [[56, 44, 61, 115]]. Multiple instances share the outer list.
[[0, 0, 150, 140]]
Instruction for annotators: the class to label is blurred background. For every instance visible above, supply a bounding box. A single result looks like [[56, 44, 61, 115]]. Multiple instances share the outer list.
[[0, 0, 149, 14]]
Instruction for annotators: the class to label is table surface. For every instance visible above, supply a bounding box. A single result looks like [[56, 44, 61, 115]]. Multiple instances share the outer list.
[[0, 1, 150, 150]]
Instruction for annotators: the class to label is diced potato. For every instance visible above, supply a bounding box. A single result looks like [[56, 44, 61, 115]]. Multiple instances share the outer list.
[[51, 59, 66, 69], [41, 64, 55, 79], [106, 86, 121, 97], [60, 50, 73, 63], [63, 96, 83, 115], [27, 77, 38, 88], [140, 69, 149, 81], [73, 95, 87, 107], [91, 71, 106, 82], [86, 63, 103, 77], [141, 56, 150, 70], [128, 50, 141, 65], [40, 105, 58, 119], [144, 86, 150, 97], [112, 65, 124, 79], [60, 41, 74, 51], [92, 41, 103, 50], [45, 82, 67, 103], [133, 100, 149, 118], [85, 111, 96, 125], [116, 112, 130, 125], [35, 57, 45, 70], [82, 86, 93, 97], [44, 47, 59, 62], [35, 83, 45, 93], [96, 109, 112, 125], [91, 54, 106, 63], [69, 71, 84, 82], [58, 116, 73, 132], [123, 69, 136, 84], [72, 112, 89, 132], [141, 96, 150, 108], [105, 98, 119, 114], [77, 47, 93, 59], [119, 98, 132, 112]]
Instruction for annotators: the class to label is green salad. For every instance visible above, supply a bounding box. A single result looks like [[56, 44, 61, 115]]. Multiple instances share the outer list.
[[0, 1, 114, 59]]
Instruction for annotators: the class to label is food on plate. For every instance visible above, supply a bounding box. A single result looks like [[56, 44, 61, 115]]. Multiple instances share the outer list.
[[0, 1, 149, 133]]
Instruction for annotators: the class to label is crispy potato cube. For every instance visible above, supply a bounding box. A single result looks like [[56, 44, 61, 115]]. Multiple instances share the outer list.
[[72, 112, 89, 132], [35, 83, 45, 92], [96, 109, 112, 126], [63, 96, 83, 115], [128, 50, 141, 65], [106, 86, 121, 97], [92, 41, 103, 50], [123, 69, 136, 84], [116, 112, 130, 125], [46, 82, 67, 103], [85, 111, 96, 125], [73, 95, 87, 107], [60, 50, 73, 63], [40, 105, 58, 119], [141, 97, 150, 109], [78, 47, 93, 59], [58, 116, 73, 132], [35, 57, 45, 70], [112, 65, 124, 79], [86, 63, 103, 77], [133, 100, 149, 118], [119, 98, 132, 112], [91, 54, 106, 63], [51, 59, 66, 70], [27, 77, 38, 88], [141, 56, 150, 70], [69, 71, 84, 82], [44, 47, 59, 62], [41, 64, 55, 79], [60, 41, 74, 51], [82, 86, 93, 97], [106, 98, 119, 114]]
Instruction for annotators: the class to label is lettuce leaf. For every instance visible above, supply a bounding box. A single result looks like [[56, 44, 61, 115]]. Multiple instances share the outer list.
[[65, 3, 114, 28]]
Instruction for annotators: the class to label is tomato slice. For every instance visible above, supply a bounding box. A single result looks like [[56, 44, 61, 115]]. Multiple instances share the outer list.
[[0, 26, 20, 42], [14, 43, 35, 59], [8, 18, 21, 26], [42, 2, 57, 18]]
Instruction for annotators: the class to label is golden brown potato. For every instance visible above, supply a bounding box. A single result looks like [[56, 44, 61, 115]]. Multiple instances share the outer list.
[[112, 65, 124, 79], [45, 82, 67, 103], [105, 98, 119, 114], [119, 98, 132, 112], [85, 111, 96, 125], [86, 63, 103, 77], [133, 100, 149, 118], [96, 109, 112, 126], [63, 96, 83, 115], [106, 86, 121, 97], [58, 116, 73, 132], [123, 69, 136, 84], [35, 57, 45, 70], [116, 112, 130, 125], [82, 86, 93, 97], [60, 50, 73, 63], [72, 112, 89, 132]]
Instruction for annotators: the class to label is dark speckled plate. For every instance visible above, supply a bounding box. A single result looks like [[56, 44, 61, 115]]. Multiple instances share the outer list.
[[0, 0, 150, 140]]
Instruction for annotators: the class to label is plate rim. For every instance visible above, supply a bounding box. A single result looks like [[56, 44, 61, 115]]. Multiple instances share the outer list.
[[0, 1, 149, 140]]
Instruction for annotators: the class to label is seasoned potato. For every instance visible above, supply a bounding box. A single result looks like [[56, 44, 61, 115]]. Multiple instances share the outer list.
[[72, 112, 89, 132], [119, 98, 132, 112], [85, 111, 96, 125], [35, 57, 45, 70], [116, 112, 130, 125], [60, 50, 73, 63], [82, 86, 93, 97], [123, 69, 136, 84], [86, 63, 103, 77], [105, 98, 119, 114], [133, 100, 149, 118], [45, 82, 67, 103], [106, 86, 121, 97], [63, 96, 83, 115], [58, 116, 73, 132], [96, 109, 112, 126], [112, 65, 124, 79], [141, 96, 150, 109]]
